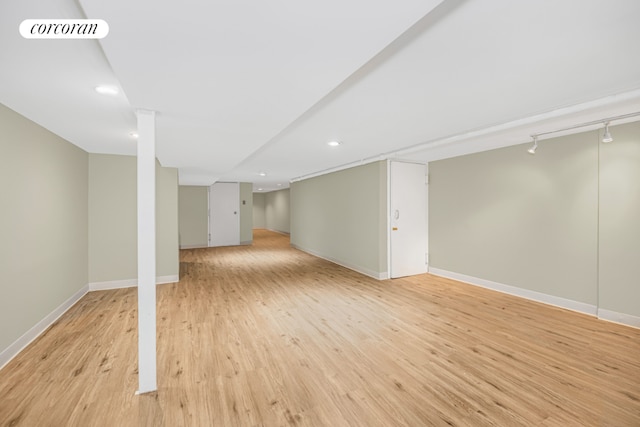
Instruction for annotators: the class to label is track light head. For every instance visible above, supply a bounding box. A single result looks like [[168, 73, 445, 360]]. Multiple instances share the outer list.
[[602, 122, 613, 143], [527, 136, 538, 155]]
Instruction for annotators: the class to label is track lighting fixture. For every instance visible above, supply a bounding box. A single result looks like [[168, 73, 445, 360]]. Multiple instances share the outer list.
[[527, 136, 538, 155], [524, 111, 639, 155], [602, 122, 613, 143]]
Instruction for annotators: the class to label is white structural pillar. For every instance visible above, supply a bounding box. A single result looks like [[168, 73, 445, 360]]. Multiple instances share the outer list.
[[136, 109, 157, 394]]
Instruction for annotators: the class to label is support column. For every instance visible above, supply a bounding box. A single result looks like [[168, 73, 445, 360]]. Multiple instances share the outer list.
[[136, 109, 157, 394]]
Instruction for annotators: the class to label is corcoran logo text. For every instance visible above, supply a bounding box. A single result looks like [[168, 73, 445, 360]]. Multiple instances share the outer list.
[[20, 19, 109, 39]]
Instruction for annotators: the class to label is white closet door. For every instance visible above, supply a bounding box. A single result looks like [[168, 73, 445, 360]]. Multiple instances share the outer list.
[[389, 161, 428, 278], [209, 183, 240, 247]]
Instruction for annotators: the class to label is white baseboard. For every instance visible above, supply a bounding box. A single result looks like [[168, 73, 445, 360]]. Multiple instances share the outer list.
[[0, 284, 89, 371], [428, 268, 640, 329], [1, 274, 181, 371], [597, 308, 640, 329], [89, 275, 179, 291], [428, 267, 598, 316], [266, 228, 290, 236], [179, 244, 208, 249], [291, 244, 387, 280]]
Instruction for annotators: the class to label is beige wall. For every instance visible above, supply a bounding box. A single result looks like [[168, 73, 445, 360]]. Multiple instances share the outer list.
[[88, 154, 179, 283], [430, 121, 640, 320], [88, 154, 137, 282], [0, 103, 88, 353], [265, 189, 290, 234], [291, 161, 387, 278], [252, 189, 290, 233], [178, 186, 208, 248], [598, 121, 640, 318], [156, 163, 179, 277], [239, 183, 253, 243], [253, 192, 266, 228]]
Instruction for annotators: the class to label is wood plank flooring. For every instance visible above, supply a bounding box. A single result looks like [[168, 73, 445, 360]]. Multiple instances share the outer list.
[[1, 229, 639, 426]]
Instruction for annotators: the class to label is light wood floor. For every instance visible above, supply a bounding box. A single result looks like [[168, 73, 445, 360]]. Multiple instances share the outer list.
[[1, 230, 639, 426]]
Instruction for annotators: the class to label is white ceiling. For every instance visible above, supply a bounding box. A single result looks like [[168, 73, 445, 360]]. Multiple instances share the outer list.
[[2, 0, 640, 191]]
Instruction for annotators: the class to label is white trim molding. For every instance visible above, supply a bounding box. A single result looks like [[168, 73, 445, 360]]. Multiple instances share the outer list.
[[0, 284, 89, 371], [597, 309, 640, 329], [291, 244, 388, 280], [89, 275, 179, 291], [267, 228, 290, 236], [179, 244, 209, 250], [428, 267, 598, 316], [429, 268, 640, 329]]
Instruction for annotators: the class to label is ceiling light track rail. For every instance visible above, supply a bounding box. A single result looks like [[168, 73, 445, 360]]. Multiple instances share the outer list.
[[527, 111, 640, 154], [530, 111, 640, 139]]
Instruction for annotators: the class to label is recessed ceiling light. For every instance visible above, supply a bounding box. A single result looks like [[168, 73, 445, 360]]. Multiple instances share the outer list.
[[258, 172, 267, 177], [327, 140, 341, 147], [277, 183, 282, 186], [257, 188, 263, 191], [129, 131, 139, 139], [95, 85, 119, 96]]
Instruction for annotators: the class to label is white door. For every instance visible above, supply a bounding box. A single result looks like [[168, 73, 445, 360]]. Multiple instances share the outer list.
[[209, 182, 240, 247], [389, 161, 428, 278]]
